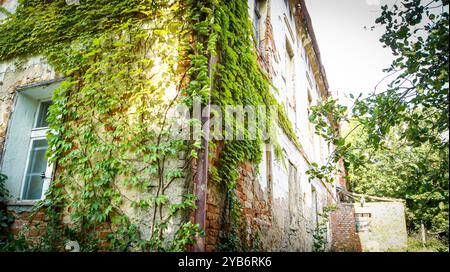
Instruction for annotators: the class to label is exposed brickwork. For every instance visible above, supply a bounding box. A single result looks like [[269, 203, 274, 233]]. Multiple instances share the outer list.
[[330, 203, 362, 252], [255, 12, 277, 79], [205, 160, 272, 252], [8, 209, 47, 239], [1, 1, 345, 253], [237, 162, 272, 249], [330, 202, 408, 252], [205, 179, 226, 252], [7, 208, 113, 250]]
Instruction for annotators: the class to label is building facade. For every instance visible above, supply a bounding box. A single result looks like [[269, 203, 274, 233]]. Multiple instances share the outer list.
[[0, 0, 342, 251]]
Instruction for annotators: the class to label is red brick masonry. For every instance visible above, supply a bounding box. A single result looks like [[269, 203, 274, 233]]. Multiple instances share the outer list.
[[330, 203, 362, 252]]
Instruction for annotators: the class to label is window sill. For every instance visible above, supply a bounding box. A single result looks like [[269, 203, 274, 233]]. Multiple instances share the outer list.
[[7, 200, 39, 206], [6, 199, 43, 213]]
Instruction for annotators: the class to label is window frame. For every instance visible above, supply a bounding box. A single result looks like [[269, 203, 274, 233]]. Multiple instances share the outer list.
[[19, 99, 54, 201], [1, 81, 60, 205], [253, 0, 263, 47]]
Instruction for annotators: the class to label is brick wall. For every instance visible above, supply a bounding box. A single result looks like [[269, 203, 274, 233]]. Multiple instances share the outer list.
[[205, 179, 226, 252], [8, 209, 47, 238], [205, 161, 272, 252], [6, 207, 113, 250], [330, 203, 362, 252], [331, 202, 408, 252]]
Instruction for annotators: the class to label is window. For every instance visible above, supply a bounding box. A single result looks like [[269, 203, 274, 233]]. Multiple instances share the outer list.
[[253, 0, 265, 48], [286, 39, 295, 107], [307, 89, 314, 143], [253, 0, 264, 47], [288, 161, 298, 226], [1, 83, 57, 201], [22, 100, 53, 200], [259, 144, 273, 204], [355, 213, 371, 232], [285, 39, 296, 128]]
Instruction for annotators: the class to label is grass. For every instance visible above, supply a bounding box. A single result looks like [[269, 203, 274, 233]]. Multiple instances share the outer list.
[[406, 232, 449, 252]]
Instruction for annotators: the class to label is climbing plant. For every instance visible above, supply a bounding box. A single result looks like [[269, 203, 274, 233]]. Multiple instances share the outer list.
[[210, 0, 303, 251], [0, 174, 14, 249], [311, 205, 337, 252], [0, 0, 216, 252]]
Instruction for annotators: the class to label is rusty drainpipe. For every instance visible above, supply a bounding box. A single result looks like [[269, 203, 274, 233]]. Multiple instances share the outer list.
[[193, 4, 215, 252]]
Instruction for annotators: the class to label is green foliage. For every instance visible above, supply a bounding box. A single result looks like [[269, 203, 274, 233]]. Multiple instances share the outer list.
[[306, 1, 449, 252], [0, 174, 15, 250], [347, 124, 449, 234], [0, 0, 211, 252], [217, 189, 254, 252], [353, 0, 449, 148], [311, 205, 337, 252], [203, 0, 299, 251], [307, 99, 349, 184], [169, 222, 203, 252], [406, 232, 449, 252], [347, 0, 449, 237]]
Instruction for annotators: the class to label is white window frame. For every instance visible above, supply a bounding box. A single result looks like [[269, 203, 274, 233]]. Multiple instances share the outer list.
[[19, 99, 54, 201], [1, 82, 59, 204]]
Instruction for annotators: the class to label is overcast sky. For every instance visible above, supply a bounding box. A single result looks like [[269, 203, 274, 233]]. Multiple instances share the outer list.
[[305, 0, 396, 106]]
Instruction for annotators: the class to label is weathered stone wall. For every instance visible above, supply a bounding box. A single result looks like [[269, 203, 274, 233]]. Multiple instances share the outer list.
[[2, 0, 339, 252], [204, 0, 338, 252], [354, 202, 408, 252]]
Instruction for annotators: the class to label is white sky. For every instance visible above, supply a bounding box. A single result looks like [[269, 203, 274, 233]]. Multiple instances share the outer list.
[[305, 0, 396, 106]]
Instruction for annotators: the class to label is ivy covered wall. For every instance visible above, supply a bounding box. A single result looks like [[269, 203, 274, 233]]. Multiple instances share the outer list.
[[0, 0, 336, 252]]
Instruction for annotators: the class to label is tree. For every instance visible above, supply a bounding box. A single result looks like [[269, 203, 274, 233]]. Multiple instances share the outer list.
[[348, 0, 449, 232], [308, 0, 449, 243], [346, 123, 449, 234], [352, 0, 449, 149]]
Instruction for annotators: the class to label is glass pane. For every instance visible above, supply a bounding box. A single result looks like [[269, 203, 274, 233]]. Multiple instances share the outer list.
[[22, 139, 48, 200], [35, 101, 52, 128]]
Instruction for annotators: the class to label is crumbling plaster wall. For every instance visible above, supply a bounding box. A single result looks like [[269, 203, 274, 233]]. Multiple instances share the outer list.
[[355, 202, 408, 252], [253, 0, 336, 251], [0, 54, 191, 246]]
